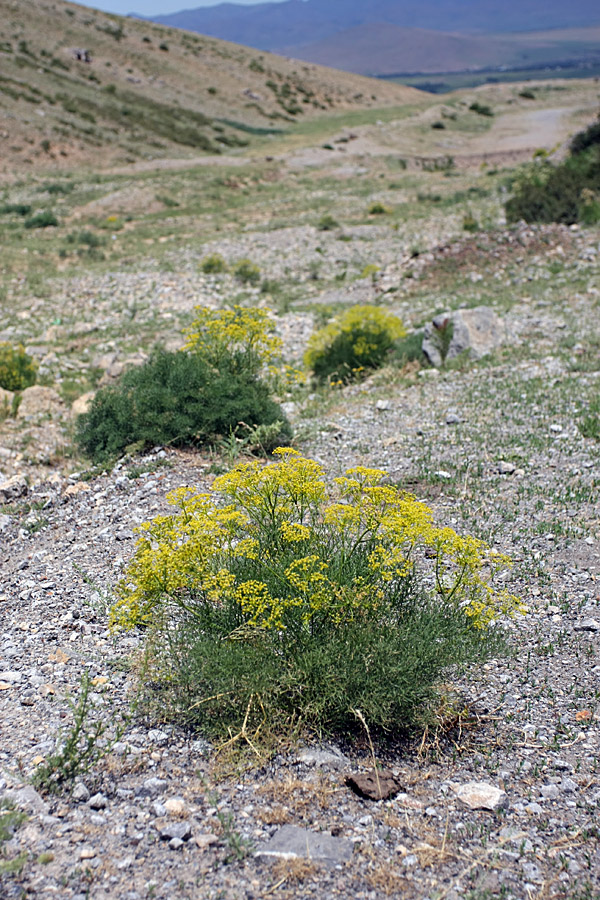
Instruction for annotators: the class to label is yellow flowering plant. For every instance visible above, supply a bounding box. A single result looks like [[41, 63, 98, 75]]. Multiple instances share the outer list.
[[115, 450, 518, 738], [304, 305, 406, 383], [184, 305, 282, 375]]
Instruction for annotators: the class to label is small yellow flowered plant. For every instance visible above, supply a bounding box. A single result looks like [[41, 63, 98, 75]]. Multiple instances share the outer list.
[[114, 449, 519, 632], [184, 305, 282, 371], [304, 305, 406, 383]]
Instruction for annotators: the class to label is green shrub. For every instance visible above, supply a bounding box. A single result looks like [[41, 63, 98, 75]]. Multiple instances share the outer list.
[[368, 201, 392, 215], [316, 214, 339, 231], [0, 203, 31, 216], [114, 452, 516, 740], [24, 211, 58, 229], [305, 305, 406, 383], [462, 213, 480, 232], [569, 116, 600, 156], [200, 253, 227, 274], [39, 182, 74, 195], [506, 115, 600, 225], [469, 101, 493, 117], [77, 306, 290, 462], [0, 343, 38, 391], [233, 258, 261, 284], [76, 350, 290, 462], [431, 121, 446, 130]]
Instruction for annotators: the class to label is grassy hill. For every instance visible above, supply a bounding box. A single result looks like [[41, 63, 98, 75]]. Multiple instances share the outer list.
[[0, 0, 418, 176]]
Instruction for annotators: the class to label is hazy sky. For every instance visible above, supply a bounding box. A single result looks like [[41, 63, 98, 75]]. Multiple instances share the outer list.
[[81, 0, 283, 14]]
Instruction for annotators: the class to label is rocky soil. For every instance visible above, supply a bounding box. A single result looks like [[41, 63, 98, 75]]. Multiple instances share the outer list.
[[1, 218, 599, 898]]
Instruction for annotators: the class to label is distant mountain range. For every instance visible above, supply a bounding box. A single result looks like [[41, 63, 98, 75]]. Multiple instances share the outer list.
[[141, 0, 600, 76]]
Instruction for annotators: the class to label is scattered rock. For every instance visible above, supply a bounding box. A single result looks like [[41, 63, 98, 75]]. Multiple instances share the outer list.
[[71, 392, 95, 417], [297, 746, 349, 769], [136, 777, 167, 798], [72, 782, 91, 803], [159, 821, 192, 842], [540, 784, 560, 801], [574, 618, 600, 632], [3, 785, 49, 815], [345, 771, 403, 801], [450, 782, 508, 811], [164, 797, 187, 816], [498, 460, 516, 475], [255, 825, 353, 864], [194, 833, 219, 850], [89, 792, 107, 810]]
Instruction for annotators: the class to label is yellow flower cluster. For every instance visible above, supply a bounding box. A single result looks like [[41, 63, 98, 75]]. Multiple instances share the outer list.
[[304, 305, 406, 382], [184, 305, 282, 367], [114, 449, 520, 632]]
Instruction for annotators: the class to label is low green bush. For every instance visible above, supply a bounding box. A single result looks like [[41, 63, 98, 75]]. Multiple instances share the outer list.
[[76, 350, 290, 462], [469, 101, 493, 117], [462, 213, 480, 232], [390, 331, 425, 368], [233, 258, 261, 284], [579, 396, 600, 441], [200, 253, 227, 274], [316, 214, 339, 231], [305, 305, 406, 383], [0, 343, 38, 391], [114, 452, 516, 740], [368, 201, 392, 215], [506, 114, 600, 225], [0, 203, 31, 216], [24, 211, 58, 229], [77, 306, 291, 462]]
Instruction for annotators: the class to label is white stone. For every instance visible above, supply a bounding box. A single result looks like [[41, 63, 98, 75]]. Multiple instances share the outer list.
[[450, 782, 508, 811]]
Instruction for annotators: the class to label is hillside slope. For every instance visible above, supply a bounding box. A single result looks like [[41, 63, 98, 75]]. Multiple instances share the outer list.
[[0, 0, 417, 174]]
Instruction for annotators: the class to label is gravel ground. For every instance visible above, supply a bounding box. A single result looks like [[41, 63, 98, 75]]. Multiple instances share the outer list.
[[1, 228, 599, 898]]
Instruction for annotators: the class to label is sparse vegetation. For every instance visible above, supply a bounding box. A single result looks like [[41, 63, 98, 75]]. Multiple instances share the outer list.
[[469, 101, 494, 117]]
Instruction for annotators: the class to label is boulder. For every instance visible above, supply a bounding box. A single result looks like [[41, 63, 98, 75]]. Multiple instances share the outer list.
[[422, 306, 504, 368], [17, 386, 64, 419]]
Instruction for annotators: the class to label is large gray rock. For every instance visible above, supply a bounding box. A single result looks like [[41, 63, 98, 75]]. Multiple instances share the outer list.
[[255, 824, 353, 864], [422, 306, 504, 368]]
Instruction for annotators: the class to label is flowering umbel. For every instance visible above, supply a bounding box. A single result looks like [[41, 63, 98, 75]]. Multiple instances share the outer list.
[[113, 450, 519, 632]]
